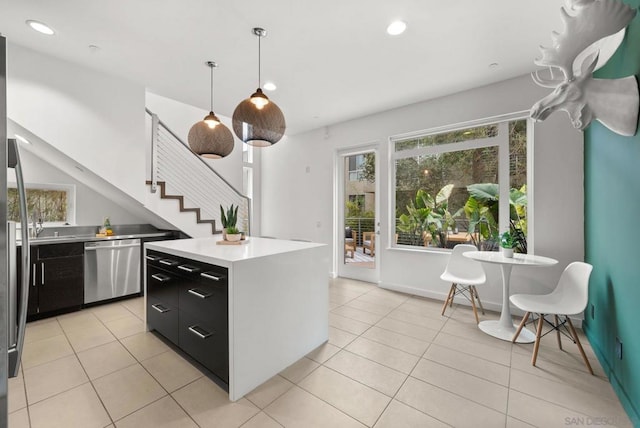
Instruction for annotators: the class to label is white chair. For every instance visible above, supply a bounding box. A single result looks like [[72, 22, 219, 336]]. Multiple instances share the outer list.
[[440, 244, 487, 324], [510, 262, 594, 375]]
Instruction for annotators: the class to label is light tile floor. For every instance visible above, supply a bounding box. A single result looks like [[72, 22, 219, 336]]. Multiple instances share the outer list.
[[8, 278, 633, 428]]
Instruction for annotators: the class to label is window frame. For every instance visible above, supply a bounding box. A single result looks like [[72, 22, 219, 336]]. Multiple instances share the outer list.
[[388, 111, 532, 253]]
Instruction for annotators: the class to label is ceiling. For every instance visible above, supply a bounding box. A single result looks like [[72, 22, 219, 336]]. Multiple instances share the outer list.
[[0, 0, 563, 135]]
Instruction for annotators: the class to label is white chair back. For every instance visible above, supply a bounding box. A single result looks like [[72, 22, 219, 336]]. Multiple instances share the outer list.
[[443, 244, 486, 283], [548, 261, 593, 315]]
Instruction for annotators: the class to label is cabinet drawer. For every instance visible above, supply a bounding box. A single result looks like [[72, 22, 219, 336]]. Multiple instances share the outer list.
[[147, 296, 179, 345], [147, 266, 179, 307], [37, 242, 84, 259], [179, 312, 228, 384], [179, 281, 228, 325]]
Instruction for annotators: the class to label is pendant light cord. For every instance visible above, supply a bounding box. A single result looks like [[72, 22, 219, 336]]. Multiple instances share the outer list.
[[210, 64, 214, 111], [258, 34, 262, 89]]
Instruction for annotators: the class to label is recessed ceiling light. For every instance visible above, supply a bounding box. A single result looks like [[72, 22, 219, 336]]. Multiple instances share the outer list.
[[26, 20, 55, 36], [14, 134, 31, 145], [263, 82, 277, 91], [387, 20, 407, 36]]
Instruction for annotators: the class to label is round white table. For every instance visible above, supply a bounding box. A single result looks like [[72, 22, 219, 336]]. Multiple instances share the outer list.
[[463, 251, 558, 343]]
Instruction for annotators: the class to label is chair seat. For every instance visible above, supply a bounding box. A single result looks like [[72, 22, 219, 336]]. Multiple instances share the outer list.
[[440, 271, 485, 286], [510, 293, 584, 316]]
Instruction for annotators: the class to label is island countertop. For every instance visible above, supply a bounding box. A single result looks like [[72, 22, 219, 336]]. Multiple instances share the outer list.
[[144, 236, 326, 267]]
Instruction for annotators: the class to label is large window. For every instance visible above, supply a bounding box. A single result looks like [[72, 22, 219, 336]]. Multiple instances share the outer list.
[[7, 183, 76, 225], [391, 117, 528, 252]]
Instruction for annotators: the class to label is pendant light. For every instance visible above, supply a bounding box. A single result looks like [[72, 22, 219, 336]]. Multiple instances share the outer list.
[[232, 27, 286, 147], [188, 61, 235, 159]]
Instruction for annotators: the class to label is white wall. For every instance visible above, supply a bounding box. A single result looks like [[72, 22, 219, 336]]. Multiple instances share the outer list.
[[6, 43, 146, 201], [145, 92, 243, 192], [9, 148, 148, 226], [261, 74, 584, 312]]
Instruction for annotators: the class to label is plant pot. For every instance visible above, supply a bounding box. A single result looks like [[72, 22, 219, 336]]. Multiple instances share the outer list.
[[226, 233, 241, 242], [502, 247, 514, 258]]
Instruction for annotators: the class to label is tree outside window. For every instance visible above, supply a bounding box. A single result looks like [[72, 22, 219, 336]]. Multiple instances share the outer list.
[[392, 118, 528, 251]]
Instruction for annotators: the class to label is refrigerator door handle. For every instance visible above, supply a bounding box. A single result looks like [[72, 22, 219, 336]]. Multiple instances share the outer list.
[[11, 140, 30, 377]]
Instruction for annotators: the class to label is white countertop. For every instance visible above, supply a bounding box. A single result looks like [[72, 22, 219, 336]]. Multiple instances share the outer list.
[[145, 236, 326, 266]]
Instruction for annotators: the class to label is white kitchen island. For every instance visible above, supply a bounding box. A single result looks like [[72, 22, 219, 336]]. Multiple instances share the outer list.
[[144, 236, 330, 401]]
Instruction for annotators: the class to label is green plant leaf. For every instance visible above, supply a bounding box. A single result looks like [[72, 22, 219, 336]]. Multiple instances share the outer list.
[[467, 183, 499, 202]]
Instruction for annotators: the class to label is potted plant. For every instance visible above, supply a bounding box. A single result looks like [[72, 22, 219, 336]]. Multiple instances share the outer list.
[[220, 204, 238, 239], [500, 231, 515, 258], [225, 226, 242, 242]]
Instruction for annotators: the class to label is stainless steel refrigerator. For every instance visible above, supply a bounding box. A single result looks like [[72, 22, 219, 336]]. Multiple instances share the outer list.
[[1, 35, 31, 428]]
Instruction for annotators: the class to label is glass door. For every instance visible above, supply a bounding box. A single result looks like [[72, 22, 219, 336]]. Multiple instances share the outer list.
[[337, 147, 379, 283]]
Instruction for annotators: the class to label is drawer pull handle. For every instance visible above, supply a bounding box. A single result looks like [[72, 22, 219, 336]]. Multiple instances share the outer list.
[[151, 304, 170, 313], [188, 288, 212, 299], [145, 255, 161, 261], [151, 273, 170, 282], [188, 325, 212, 339], [201, 272, 223, 281], [178, 265, 200, 273], [159, 259, 178, 266]]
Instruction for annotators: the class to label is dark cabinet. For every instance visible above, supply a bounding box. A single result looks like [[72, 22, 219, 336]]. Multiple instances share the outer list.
[[146, 250, 229, 386], [19, 242, 84, 320]]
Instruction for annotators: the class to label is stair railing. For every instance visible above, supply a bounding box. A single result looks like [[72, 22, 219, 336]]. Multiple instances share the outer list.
[[146, 108, 251, 234]]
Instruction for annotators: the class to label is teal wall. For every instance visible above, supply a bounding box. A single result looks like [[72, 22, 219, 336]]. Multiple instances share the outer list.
[[584, 1, 640, 425]]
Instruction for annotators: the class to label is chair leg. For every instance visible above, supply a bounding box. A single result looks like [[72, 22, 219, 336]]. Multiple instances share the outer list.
[[512, 312, 530, 343], [532, 314, 545, 367], [468, 286, 479, 324], [554, 315, 563, 350], [449, 284, 456, 308], [441, 284, 455, 316], [566, 316, 594, 375], [472, 286, 485, 315]]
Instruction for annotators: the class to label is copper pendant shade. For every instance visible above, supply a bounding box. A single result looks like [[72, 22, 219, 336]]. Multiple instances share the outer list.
[[232, 28, 286, 146], [188, 61, 235, 158]]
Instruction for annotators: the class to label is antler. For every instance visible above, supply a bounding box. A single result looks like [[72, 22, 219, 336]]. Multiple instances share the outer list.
[[535, 0, 636, 80]]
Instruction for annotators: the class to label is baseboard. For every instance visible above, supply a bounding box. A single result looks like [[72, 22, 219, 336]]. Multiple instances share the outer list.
[[583, 324, 639, 427], [378, 280, 584, 327]]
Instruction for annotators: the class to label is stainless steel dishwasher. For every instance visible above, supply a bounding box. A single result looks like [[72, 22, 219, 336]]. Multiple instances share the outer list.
[[84, 239, 141, 304]]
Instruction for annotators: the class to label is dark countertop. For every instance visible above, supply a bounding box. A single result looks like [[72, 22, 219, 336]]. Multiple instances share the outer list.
[[18, 231, 174, 246]]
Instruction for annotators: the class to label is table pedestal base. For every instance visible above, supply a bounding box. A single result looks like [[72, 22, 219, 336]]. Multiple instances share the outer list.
[[478, 320, 535, 343]]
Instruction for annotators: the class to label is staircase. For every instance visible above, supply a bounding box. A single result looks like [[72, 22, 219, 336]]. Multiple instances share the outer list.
[[145, 109, 250, 238]]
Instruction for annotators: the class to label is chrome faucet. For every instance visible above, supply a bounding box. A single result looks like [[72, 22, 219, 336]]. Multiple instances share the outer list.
[[32, 213, 44, 237]]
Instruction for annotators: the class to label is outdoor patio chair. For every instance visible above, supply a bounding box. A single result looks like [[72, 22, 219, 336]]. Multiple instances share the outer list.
[[362, 231, 375, 256]]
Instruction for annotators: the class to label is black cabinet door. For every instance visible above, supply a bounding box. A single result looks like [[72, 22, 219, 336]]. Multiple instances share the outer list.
[[179, 311, 228, 383], [17, 246, 39, 317], [147, 295, 179, 344], [37, 255, 84, 314]]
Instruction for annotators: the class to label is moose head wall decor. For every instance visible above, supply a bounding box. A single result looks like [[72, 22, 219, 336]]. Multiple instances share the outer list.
[[530, 0, 639, 136]]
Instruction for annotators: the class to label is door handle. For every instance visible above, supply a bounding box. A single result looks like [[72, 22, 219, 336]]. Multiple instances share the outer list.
[[32, 264, 36, 286], [159, 259, 178, 266], [178, 265, 200, 273], [41, 262, 45, 285], [188, 325, 212, 339], [151, 303, 170, 313], [188, 288, 212, 299], [200, 272, 223, 281], [145, 255, 161, 261], [85, 244, 140, 250], [151, 273, 170, 282]]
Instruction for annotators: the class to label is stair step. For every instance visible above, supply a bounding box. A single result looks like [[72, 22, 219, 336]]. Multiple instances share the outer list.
[[146, 180, 217, 234]]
